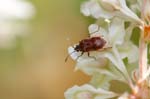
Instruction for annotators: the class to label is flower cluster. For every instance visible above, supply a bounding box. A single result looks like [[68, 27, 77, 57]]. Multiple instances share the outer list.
[[0, 0, 35, 48], [65, 0, 150, 99]]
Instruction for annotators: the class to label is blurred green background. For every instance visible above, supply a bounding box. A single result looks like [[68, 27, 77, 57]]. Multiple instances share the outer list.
[[0, 0, 93, 98]]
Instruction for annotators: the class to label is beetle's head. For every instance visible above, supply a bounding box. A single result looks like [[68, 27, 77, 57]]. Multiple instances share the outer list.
[[74, 45, 80, 52]]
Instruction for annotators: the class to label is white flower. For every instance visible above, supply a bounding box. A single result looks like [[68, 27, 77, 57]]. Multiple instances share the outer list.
[[98, 0, 141, 23], [64, 84, 118, 99], [65, 0, 150, 99], [81, 0, 113, 19], [0, 0, 35, 20], [98, 0, 121, 11], [67, 18, 138, 88], [0, 0, 35, 48], [81, 0, 142, 24]]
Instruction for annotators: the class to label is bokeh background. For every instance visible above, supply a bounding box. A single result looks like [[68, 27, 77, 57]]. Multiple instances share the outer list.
[[0, 0, 93, 99]]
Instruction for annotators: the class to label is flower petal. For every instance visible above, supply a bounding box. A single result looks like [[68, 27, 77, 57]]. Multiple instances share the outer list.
[[81, 1, 114, 19], [68, 46, 79, 61], [88, 24, 99, 34], [75, 57, 108, 75], [118, 42, 139, 63], [108, 18, 125, 45], [88, 24, 109, 44], [64, 84, 118, 99], [90, 73, 111, 90], [98, 0, 142, 23]]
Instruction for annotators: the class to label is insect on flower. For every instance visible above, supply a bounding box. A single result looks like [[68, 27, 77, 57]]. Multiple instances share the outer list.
[[65, 36, 111, 62]]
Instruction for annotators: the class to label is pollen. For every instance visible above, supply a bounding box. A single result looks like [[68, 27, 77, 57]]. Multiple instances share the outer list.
[[144, 25, 150, 42]]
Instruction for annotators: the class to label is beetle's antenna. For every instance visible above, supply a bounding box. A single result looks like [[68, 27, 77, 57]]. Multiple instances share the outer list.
[[65, 50, 76, 62]]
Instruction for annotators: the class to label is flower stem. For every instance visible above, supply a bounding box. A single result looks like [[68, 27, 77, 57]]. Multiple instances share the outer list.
[[138, 34, 148, 83], [138, 0, 148, 83]]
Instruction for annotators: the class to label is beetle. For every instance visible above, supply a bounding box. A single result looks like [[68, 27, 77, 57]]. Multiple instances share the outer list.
[[65, 36, 111, 62]]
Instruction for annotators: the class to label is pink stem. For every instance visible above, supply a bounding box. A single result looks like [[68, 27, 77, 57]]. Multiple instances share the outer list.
[[139, 38, 147, 80], [138, 0, 148, 83]]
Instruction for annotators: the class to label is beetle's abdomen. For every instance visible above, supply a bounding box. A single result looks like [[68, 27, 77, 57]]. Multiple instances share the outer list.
[[92, 37, 106, 50]]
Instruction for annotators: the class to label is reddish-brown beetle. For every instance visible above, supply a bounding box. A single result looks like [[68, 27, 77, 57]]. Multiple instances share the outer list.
[[65, 36, 111, 62]]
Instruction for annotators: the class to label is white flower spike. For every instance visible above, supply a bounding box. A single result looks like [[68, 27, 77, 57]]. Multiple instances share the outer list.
[[65, 0, 150, 98]]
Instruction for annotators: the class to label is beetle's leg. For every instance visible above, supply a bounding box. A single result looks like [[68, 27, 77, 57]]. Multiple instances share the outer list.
[[87, 52, 96, 60], [76, 52, 84, 61]]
